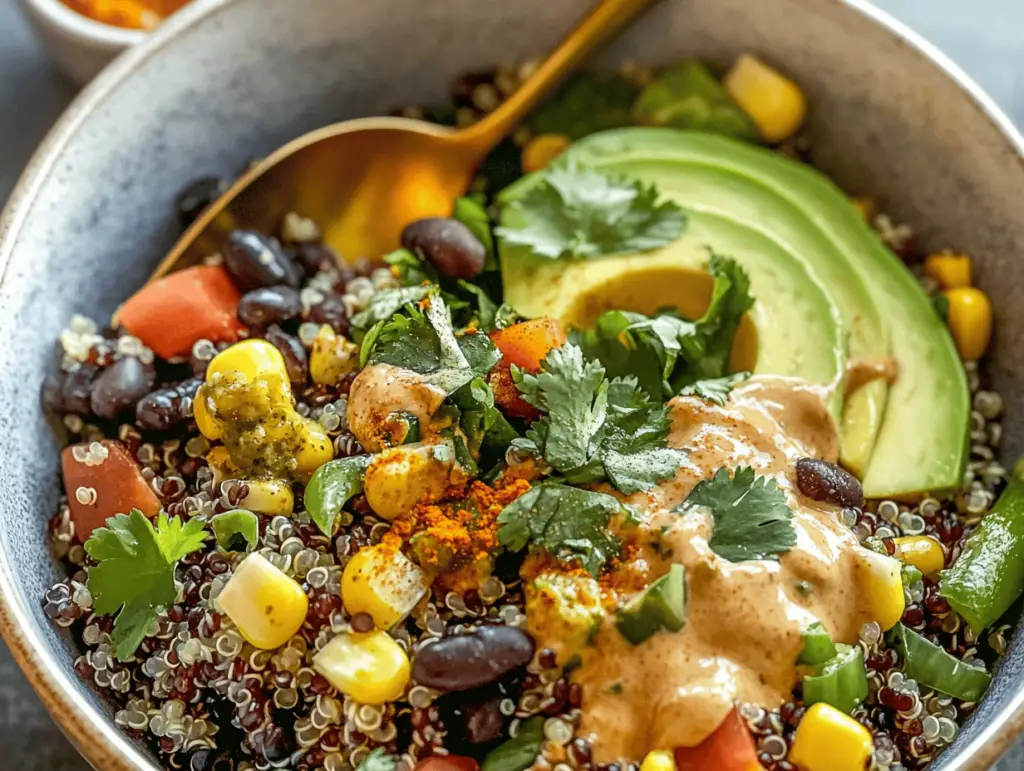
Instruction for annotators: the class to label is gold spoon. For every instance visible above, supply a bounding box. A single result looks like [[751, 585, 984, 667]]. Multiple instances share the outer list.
[[148, 0, 655, 281]]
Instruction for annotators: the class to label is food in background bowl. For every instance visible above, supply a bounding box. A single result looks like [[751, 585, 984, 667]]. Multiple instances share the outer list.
[[42, 55, 1013, 771], [60, 0, 191, 29]]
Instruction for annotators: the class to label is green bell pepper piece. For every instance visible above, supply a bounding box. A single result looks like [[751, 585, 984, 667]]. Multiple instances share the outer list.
[[941, 458, 1024, 631], [303, 455, 371, 536], [798, 621, 838, 666], [888, 623, 991, 702], [802, 643, 869, 713]]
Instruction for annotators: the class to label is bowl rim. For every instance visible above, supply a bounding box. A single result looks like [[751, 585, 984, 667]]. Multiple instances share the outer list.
[[19, 0, 147, 49], [1, 1, 1023, 769]]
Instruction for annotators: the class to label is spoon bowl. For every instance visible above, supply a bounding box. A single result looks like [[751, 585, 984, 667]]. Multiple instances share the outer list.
[[149, 0, 654, 280]]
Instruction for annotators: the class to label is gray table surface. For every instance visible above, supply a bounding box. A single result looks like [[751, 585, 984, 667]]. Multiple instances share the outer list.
[[0, 0, 1022, 769]]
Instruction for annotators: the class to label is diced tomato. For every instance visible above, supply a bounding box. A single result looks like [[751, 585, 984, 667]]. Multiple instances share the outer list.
[[675, 709, 765, 771], [413, 756, 479, 771], [489, 317, 566, 371], [489, 318, 566, 418], [61, 439, 162, 540], [117, 265, 245, 359]]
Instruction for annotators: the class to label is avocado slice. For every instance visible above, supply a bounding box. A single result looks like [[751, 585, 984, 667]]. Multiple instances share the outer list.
[[616, 563, 687, 645], [500, 129, 969, 498]]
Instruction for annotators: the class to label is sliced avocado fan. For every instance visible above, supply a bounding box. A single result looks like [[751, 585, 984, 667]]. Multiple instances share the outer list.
[[499, 129, 969, 499]]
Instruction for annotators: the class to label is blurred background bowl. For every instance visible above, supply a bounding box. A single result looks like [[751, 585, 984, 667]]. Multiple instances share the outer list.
[[1, 0, 1023, 769]]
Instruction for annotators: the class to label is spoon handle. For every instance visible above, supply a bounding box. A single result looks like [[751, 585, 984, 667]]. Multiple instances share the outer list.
[[458, 0, 656, 155]]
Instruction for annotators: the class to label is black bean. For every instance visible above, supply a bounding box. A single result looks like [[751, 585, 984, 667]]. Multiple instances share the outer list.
[[175, 177, 227, 231], [136, 378, 201, 431], [222, 230, 302, 291], [349, 612, 375, 634], [461, 697, 505, 744], [61, 363, 99, 415], [401, 217, 486, 279], [237, 286, 301, 328], [795, 457, 864, 508], [294, 243, 339, 278], [90, 357, 156, 419], [305, 294, 349, 334], [265, 325, 308, 385], [412, 626, 534, 692]]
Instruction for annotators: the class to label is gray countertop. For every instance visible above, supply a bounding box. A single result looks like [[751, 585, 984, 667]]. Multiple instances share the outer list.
[[0, 1, 1022, 769]]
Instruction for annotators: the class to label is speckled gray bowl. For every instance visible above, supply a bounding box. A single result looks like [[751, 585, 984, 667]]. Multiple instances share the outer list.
[[1, 0, 1023, 768]]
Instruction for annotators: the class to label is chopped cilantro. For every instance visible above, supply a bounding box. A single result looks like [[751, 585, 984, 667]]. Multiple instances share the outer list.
[[496, 165, 686, 262], [676, 466, 796, 562], [452, 377, 519, 461], [576, 255, 754, 402], [85, 510, 208, 660], [497, 482, 625, 576], [453, 195, 498, 271], [528, 72, 638, 140], [350, 284, 431, 331], [512, 344, 686, 494], [481, 716, 545, 771], [677, 372, 751, 406], [362, 291, 500, 393], [356, 748, 399, 771]]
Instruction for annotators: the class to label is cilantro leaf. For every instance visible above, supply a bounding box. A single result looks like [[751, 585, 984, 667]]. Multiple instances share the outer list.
[[350, 284, 431, 331], [497, 483, 624, 575], [357, 748, 399, 771], [452, 377, 519, 459], [676, 467, 796, 562], [677, 372, 751, 406], [528, 72, 638, 139], [496, 165, 686, 262], [513, 345, 686, 493], [514, 344, 608, 472], [363, 291, 499, 393], [85, 510, 207, 660], [576, 255, 754, 401], [210, 509, 259, 552]]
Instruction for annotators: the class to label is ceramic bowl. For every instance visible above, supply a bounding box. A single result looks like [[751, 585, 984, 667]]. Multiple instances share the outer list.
[[1, 0, 1023, 768], [16, 0, 146, 85]]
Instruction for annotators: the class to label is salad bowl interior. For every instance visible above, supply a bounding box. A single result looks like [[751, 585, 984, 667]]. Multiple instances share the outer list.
[[1, 0, 1024, 769]]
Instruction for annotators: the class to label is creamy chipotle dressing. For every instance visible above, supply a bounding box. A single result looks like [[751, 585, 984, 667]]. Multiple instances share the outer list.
[[543, 377, 884, 761], [347, 363, 448, 451]]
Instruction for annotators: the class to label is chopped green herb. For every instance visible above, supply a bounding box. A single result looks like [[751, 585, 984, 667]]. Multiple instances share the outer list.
[[528, 72, 638, 140], [350, 284, 431, 331], [356, 748, 399, 771], [677, 372, 751, 406], [496, 165, 686, 262], [210, 509, 259, 552], [497, 483, 624, 576], [85, 510, 208, 660], [677, 466, 797, 562], [481, 716, 546, 771], [304, 455, 372, 536], [512, 344, 686, 494], [453, 195, 498, 271]]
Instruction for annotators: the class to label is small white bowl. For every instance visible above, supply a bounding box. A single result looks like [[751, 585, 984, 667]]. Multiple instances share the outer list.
[[17, 0, 146, 86]]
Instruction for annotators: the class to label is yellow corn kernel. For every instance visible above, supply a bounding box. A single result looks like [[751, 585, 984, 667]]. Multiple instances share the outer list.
[[208, 339, 289, 386], [363, 442, 454, 520], [640, 750, 676, 771], [218, 552, 308, 649], [724, 54, 807, 143], [310, 325, 359, 386], [312, 630, 410, 705], [789, 703, 873, 771], [854, 548, 905, 631], [342, 543, 429, 628], [893, 535, 945, 577], [522, 133, 572, 173], [293, 417, 335, 480], [924, 251, 972, 290], [945, 287, 993, 361], [206, 445, 239, 485], [193, 388, 223, 441], [238, 478, 294, 516]]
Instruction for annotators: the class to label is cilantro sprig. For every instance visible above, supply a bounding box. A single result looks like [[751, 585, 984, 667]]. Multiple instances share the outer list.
[[676, 467, 796, 562], [497, 165, 686, 262], [575, 254, 754, 402], [497, 483, 625, 575], [512, 344, 686, 494], [360, 291, 500, 393], [85, 510, 208, 660]]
